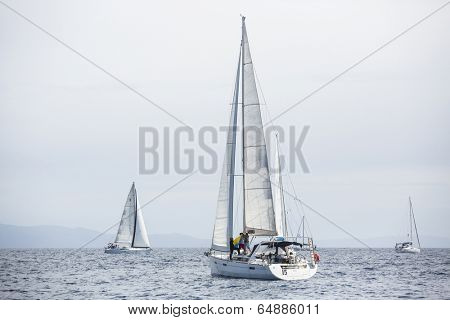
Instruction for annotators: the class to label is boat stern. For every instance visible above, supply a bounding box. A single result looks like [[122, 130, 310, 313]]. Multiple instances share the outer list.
[[268, 262, 318, 280]]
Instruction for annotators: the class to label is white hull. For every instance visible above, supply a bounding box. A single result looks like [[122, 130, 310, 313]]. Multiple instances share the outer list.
[[395, 247, 420, 254], [104, 247, 150, 254], [209, 256, 318, 281]]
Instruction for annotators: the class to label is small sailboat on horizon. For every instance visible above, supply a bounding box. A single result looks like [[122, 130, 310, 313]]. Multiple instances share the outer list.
[[105, 182, 151, 253], [395, 197, 421, 254], [207, 16, 319, 281]]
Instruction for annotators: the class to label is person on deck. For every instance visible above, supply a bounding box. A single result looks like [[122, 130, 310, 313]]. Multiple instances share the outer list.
[[232, 234, 241, 254], [244, 233, 250, 254], [238, 233, 245, 254]]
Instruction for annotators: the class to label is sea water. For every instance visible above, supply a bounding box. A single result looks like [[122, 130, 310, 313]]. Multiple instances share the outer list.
[[1, 248, 449, 299]]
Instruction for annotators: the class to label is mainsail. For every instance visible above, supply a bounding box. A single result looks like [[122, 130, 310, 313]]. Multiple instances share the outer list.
[[115, 183, 150, 248], [241, 18, 276, 236], [211, 52, 240, 251]]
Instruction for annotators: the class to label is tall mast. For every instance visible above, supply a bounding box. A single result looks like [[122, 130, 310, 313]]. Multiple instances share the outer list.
[[409, 196, 413, 243], [241, 15, 246, 231], [131, 182, 137, 247], [282, 193, 287, 238], [302, 216, 305, 244], [227, 49, 241, 241]]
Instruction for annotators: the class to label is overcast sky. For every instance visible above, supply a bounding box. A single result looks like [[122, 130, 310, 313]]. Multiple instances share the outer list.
[[0, 0, 449, 244]]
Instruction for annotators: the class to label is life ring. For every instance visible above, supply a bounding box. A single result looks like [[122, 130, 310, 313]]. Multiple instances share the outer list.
[[313, 252, 320, 262]]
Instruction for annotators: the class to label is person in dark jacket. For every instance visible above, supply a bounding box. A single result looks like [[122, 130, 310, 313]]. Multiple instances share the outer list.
[[229, 237, 234, 260]]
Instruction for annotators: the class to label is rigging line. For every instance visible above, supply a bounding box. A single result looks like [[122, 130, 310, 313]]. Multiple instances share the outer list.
[[296, 214, 303, 237], [301, 216, 310, 240], [0, 0, 190, 128], [275, 128, 311, 236], [296, 198, 371, 250], [305, 215, 314, 239], [267, 1, 450, 125], [253, 65, 269, 109], [255, 62, 306, 238], [284, 205, 296, 237], [253, 63, 275, 130], [226, 46, 244, 110], [297, 215, 312, 241], [261, 170, 373, 250], [282, 186, 302, 238], [298, 211, 308, 238], [285, 210, 294, 238], [279, 154, 310, 237], [284, 161, 310, 231], [254, 60, 311, 236]]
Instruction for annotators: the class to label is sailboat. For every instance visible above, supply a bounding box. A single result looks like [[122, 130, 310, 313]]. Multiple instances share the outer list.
[[207, 17, 319, 280], [105, 182, 151, 253], [395, 197, 421, 254]]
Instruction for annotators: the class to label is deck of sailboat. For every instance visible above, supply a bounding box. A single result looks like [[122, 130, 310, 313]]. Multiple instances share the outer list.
[[209, 237, 316, 266], [209, 254, 318, 281], [104, 247, 151, 254]]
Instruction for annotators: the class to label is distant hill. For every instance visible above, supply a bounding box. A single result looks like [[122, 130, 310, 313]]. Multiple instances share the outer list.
[[0, 224, 114, 248], [150, 233, 209, 248], [1, 224, 448, 248], [0, 224, 209, 248]]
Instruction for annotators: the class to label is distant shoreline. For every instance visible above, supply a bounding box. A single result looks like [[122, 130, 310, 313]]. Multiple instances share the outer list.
[[1, 224, 449, 248]]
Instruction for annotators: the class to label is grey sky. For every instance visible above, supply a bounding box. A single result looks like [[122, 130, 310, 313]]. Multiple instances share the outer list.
[[0, 0, 449, 243]]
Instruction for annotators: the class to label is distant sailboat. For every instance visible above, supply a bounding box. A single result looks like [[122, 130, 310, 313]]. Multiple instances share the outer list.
[[105, 182, 151, 253], [207, 16, 319, 280], [395, 197, 421, 254]]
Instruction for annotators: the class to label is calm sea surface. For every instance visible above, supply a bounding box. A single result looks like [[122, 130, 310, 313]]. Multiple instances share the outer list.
[[0, 248, 449, 299]]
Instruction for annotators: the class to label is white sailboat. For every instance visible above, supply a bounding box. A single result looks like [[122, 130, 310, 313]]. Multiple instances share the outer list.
[[208, 17, 319, 280], [395, 197, 421, 254], [105, 182, 151, 253]]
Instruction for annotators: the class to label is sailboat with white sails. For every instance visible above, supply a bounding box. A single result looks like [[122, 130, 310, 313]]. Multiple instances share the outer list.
[[105, 182, 151, 253], [207, 17, 319, 280], [395, 197, 421, 254]]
